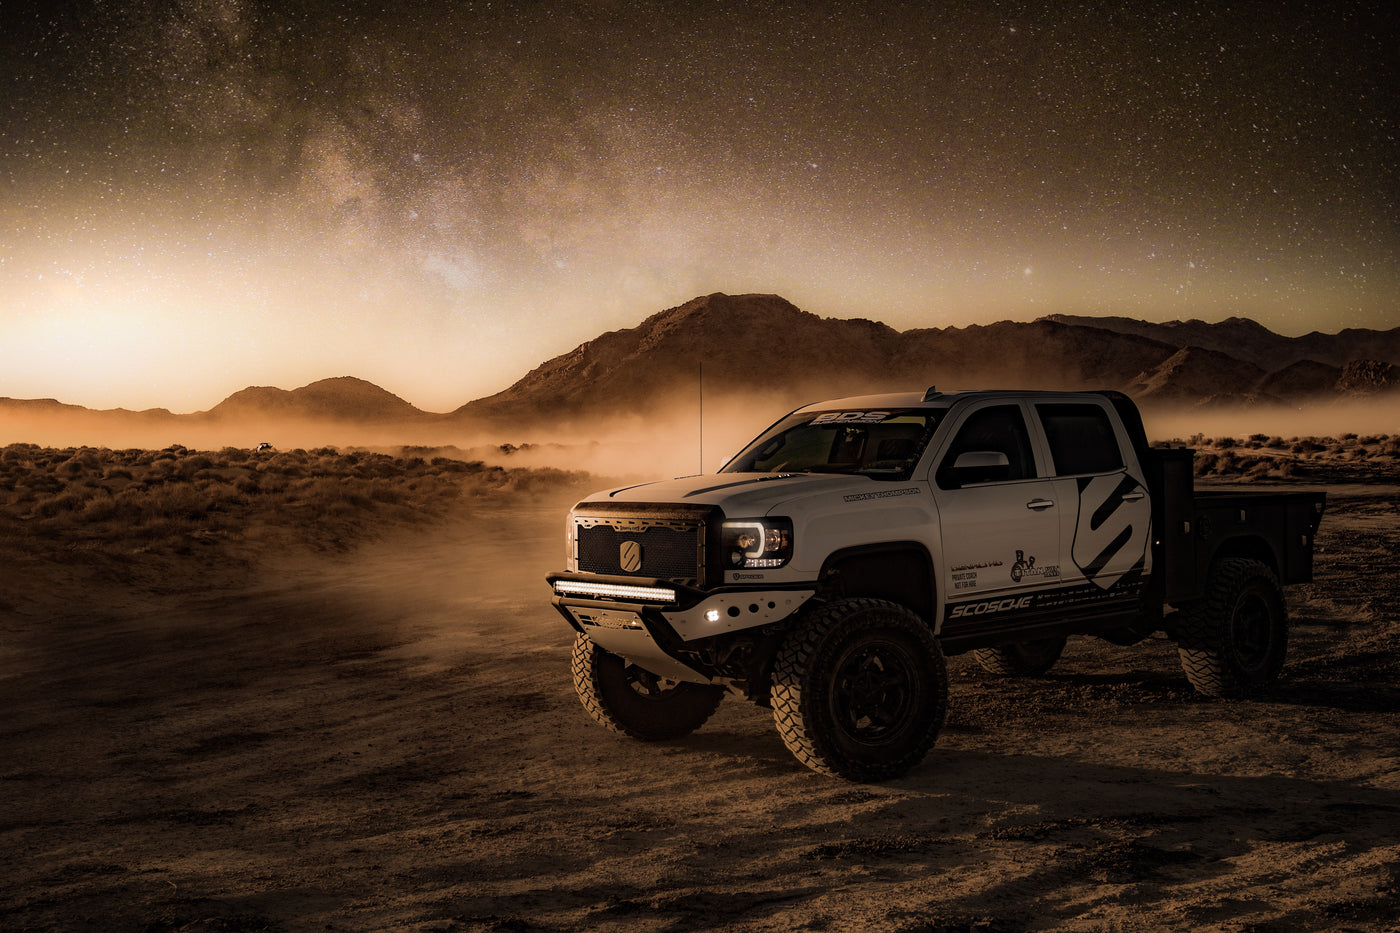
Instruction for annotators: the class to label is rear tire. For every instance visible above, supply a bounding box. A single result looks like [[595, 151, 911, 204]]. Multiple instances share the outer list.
[[972, 636, 1067, 676], [571, 633, 724, 740], [1175, 558, 1287, 697], [771, 598, 947, 782]]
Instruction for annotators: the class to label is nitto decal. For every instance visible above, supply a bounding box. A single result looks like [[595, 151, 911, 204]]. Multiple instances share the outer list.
[[1010, 550, 1060, 582], [843, 487, 922, 503], [949, 595, 1035, 618], [1072, 471, 1151, 590], [812, 411, 892, 425]]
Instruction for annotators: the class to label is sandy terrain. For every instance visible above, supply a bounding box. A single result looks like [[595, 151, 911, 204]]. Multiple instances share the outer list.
[[2, 442, 1398, 932]]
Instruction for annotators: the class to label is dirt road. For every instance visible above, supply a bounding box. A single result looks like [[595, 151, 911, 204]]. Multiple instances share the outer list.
[[3, 484, 1398, 932]]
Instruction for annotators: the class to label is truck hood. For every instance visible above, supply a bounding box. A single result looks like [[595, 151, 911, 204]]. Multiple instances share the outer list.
[[582, 472, 922, 516]]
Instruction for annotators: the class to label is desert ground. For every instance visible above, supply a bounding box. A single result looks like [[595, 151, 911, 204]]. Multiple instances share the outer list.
[[2, 438, 1398, 932]]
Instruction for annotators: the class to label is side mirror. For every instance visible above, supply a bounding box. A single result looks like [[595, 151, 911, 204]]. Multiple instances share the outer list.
[[953, 451, 1009, 471], [943, 450, 1011, 487]]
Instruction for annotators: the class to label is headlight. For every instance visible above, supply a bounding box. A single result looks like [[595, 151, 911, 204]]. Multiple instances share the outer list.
[[721, 518, 793, 569]]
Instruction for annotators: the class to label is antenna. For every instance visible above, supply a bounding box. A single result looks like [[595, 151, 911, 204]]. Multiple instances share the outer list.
[[698, 361, 704, 474]]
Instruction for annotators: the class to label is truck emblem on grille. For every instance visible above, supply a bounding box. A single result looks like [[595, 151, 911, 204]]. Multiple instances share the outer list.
[[619, 540, 643, 572]]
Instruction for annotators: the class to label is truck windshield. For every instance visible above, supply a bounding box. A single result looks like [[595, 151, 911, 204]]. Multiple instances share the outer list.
[[721, 408, 944, 480]]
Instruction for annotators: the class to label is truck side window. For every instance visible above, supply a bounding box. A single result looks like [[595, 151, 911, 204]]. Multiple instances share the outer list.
[[936, 405, 1035, 487], [1037, 404, 1124, 475]]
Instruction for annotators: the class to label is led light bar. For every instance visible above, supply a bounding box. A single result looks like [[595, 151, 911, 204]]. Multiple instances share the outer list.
[[553, 580, 677, 602]]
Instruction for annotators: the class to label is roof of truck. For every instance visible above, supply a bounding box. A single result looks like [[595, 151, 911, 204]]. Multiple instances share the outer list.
[[794, 388, 1120, 411]]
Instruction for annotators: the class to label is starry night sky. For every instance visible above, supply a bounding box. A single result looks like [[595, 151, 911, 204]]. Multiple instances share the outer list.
[[2, 1, 1396, 411]]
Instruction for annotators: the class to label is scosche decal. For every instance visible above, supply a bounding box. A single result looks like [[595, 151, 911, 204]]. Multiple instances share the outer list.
[[1010, 549, 1060, 582], [812, 411, 892, 425], [946, 578, 1145, 622], [1072, 471, 1151, 590], [731, 572, 767, 580], [843, 487, 923, 503], [949, 595, 1035, 618]]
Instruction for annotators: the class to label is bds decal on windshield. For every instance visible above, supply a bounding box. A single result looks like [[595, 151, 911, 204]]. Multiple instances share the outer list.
[[811, 411, 892, 425]]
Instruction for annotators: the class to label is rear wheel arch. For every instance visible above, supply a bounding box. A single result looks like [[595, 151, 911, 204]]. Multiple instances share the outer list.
[[1203, 534, 1280, 578]]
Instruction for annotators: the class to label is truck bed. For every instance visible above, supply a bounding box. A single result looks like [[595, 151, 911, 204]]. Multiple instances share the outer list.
[[1149, 448, 1326, 601]]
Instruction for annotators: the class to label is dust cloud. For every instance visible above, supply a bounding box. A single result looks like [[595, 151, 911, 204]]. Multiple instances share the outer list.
[[5, 394, 1395, 481], [1140, 400, 1400, 444]]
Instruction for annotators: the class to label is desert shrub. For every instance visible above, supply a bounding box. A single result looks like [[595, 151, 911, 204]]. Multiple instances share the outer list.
[[28, 473, 64, 494], [178, 455, 215, 479], [1213, 437, 1238, 449], [123, 484, 208, 521], [56, 453, 96, 476], [1265, 436, 1287, 449], [1291, 439, 1321, 454], [104, 467, 135, 481], [369, 483, 403, 504], [261, 455, 304, 477], [431, 457, 480, 474], [31, 489, 89, 518], [79, 490, 119, 522]]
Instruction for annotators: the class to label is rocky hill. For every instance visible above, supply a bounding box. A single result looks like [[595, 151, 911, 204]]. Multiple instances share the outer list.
[[204, 377, 427, 422], [1043, 313, 1400, 371]]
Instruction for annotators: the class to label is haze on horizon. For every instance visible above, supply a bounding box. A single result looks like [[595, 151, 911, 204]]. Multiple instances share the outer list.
[[2, 2, 1395, 414]]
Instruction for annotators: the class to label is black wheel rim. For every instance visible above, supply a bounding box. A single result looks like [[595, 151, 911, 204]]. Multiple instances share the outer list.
[[830, 637, 918, 743], [1231, 591, 1273, 671]]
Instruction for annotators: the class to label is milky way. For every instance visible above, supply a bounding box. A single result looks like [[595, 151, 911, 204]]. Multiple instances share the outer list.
[[1, 1, 1395, 410]]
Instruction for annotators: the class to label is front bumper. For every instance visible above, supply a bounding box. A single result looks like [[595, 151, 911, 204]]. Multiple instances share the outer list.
[[547, 571, 814, 683]]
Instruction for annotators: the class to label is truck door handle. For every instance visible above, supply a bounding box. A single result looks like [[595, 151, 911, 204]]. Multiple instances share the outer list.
[[1122, 491, 1146, 501], [1026, 498, 1056, 511]]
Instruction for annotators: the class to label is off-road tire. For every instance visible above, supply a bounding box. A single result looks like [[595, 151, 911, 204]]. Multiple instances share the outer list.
[[1175, 558, 1287, 697], [570, 633, 724, 741], [972, 636, 1067, 676], [771, 598, 947, 782]]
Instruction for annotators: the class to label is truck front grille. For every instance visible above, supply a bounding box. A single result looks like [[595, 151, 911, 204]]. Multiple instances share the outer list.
[[573, 504, 714, 586]]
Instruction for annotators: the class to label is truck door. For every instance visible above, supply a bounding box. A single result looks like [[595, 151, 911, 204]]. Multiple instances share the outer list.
[[933, 403, 1062, 602], [1033, 402, 1153, 594]]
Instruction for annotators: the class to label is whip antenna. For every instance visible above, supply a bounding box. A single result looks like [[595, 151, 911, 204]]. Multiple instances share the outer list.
[[698, 361, 704, 474]]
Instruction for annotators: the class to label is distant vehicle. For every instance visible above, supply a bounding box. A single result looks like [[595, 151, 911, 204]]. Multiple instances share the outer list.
[[255, 442, 275, 452], [547, 388, 1326, 781]]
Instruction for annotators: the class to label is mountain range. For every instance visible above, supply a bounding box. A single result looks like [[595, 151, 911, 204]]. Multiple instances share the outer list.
[[4, 293, 1398, 434], [454, 293, 1400, 421]]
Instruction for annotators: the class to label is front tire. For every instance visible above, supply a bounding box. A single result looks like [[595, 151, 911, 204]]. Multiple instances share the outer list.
[[1175, 558, 1287, 697], [972, 636, 1067, 676], [571, 633, 724, 741], [771, 598, 947, 782]]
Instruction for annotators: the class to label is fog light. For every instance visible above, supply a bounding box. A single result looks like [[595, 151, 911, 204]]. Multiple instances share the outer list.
[[705, 609, 721, 623]]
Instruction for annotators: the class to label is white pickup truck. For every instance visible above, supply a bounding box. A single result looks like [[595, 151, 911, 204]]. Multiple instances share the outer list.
[[547, 389, 1325, 781]]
